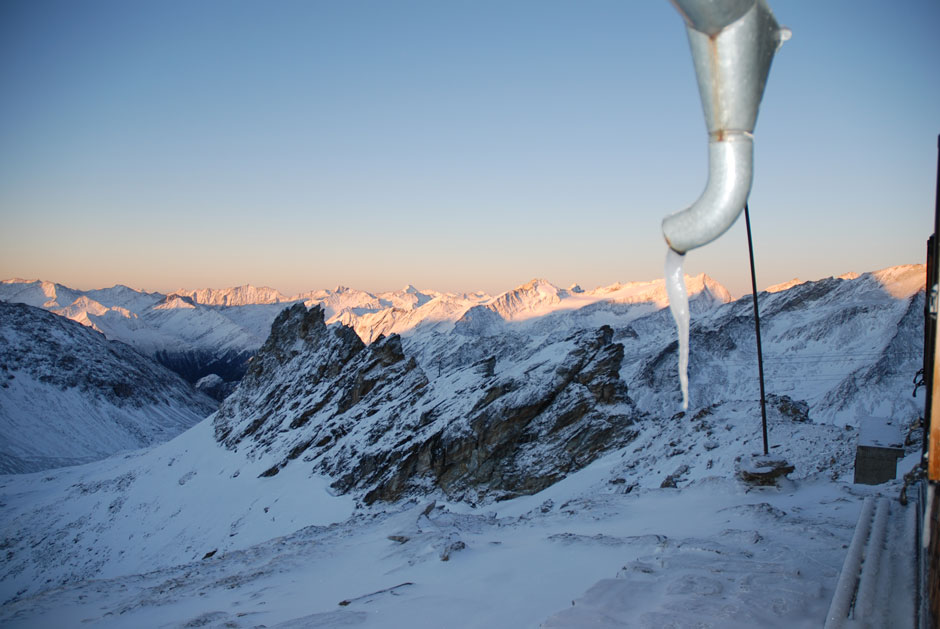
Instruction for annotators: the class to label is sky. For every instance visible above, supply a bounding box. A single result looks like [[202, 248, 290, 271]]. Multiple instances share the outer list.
[[1, 0, 938, 298]]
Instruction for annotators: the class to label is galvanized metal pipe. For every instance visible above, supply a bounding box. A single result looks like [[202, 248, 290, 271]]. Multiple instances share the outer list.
[[665, 139, 752, 254], [825, 498, 876, 628], [663, 0, 788, 253], [853, 498, 891, 621]]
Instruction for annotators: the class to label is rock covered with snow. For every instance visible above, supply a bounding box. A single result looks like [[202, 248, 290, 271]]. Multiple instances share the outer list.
[[195, 373, 237, 402], [213, 303, 639, 503], [736, 454, 795, 485]]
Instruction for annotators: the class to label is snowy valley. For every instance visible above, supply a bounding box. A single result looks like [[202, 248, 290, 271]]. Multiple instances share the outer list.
[[0, 265, 927, 627]]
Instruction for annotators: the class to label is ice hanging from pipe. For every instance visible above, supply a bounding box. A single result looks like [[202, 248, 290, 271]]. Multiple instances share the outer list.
[[665, 248, 690, 409], [662, 0, 788, 409]]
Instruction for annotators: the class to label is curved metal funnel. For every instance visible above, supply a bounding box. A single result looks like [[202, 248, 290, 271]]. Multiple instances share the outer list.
[[662, 0, 789, 253]]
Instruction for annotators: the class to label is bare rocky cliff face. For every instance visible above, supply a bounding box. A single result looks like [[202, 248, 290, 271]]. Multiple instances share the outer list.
[[213, 303, 639, 504]]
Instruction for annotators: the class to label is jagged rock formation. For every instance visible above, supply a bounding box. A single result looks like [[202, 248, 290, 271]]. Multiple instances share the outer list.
[[0, 302, 216, 473], [214, 304, 639, 503]]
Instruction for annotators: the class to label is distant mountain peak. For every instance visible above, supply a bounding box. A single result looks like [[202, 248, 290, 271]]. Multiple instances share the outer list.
[[869, 264, 925, 298], [766, 278, 805, 293], [487, 278, 563, 321], [59, 295, 109, 316], [155, 295, 197, 310], [1, 278, 39, 285], [689, 273, 732, 304], [519, 277, 557, 292]]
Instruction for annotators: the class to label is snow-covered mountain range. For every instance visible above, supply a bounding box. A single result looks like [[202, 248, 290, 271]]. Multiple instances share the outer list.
[[0, 264, 926, 627], [0, 275, 729, 389]]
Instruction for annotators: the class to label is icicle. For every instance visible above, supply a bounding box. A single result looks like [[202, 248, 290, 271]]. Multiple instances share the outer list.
[[665, 248, 690, 410]]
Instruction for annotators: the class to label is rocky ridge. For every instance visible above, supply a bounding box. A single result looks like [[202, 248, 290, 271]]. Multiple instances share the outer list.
[[213, 303, 638, 503]]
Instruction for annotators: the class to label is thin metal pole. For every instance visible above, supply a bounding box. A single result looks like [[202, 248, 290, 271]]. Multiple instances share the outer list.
[[744, 203, 769, 456]]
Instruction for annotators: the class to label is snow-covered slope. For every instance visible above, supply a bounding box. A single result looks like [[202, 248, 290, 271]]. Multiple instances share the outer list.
[[671, 264, 925, 424], [83, 284, 164, 312], [0, 415, 879, 628], [0, 281, 289, 393], [0, 303, 216, 474], [0, 279, 84, 309], [0, 265, 925, 627]]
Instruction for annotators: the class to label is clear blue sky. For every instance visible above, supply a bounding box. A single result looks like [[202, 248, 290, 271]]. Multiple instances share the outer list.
[[1, 0, 937, 297]]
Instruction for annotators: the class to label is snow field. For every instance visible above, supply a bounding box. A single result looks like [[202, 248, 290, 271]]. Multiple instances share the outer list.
[[0, 406, 898, 628]]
